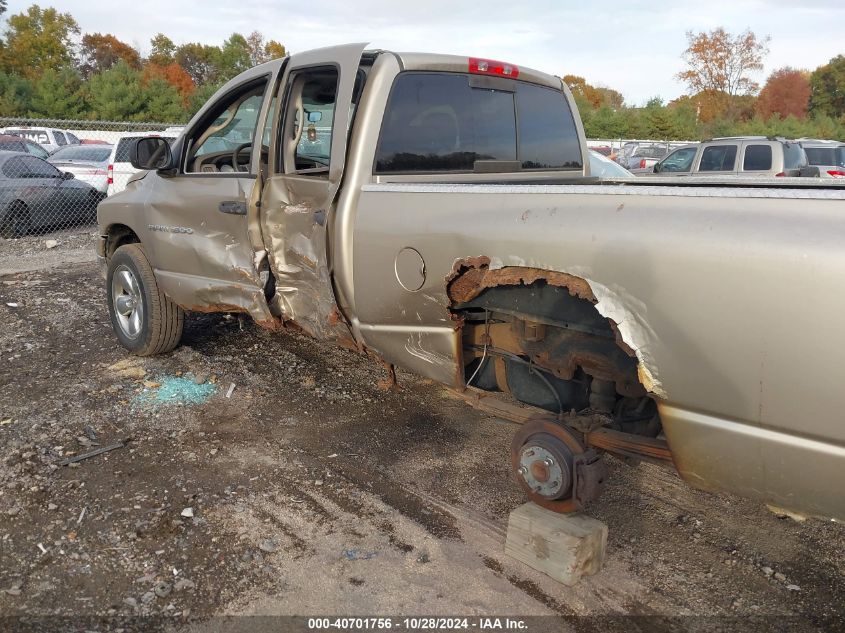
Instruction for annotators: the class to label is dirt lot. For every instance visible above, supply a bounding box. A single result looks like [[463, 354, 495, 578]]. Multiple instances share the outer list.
[[0, 230, 843, 632]]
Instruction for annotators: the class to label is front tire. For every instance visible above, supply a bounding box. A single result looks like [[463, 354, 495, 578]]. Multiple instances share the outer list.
[[0, 201, 31, 238], [107, 244, 184, 356]]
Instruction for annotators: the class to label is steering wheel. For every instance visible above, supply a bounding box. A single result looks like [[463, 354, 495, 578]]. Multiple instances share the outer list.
[[232, 143, 252, 171]]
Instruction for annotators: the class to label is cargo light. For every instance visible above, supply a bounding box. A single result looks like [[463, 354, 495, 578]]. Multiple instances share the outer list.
[[469, 57, 519, 78], [639, 159, 647, 169], [107, 164, 113, 185]]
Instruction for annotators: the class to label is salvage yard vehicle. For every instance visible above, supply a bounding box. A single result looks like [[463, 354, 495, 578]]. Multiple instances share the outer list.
[[96, 44, 845, 522], [48, 144, 113, 195], [0, 151, 101, 237], [652, 136, 815, 178]]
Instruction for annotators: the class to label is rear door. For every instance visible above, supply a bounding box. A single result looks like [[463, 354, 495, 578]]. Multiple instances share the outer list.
[[258, 43, 367, 340], [739, 141, 776, 176], [694, 143, 739, 175]]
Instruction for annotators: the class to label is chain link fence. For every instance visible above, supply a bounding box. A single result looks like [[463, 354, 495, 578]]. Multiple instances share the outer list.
[[0, 116, 691, 245], [0, 117, 181, 243]]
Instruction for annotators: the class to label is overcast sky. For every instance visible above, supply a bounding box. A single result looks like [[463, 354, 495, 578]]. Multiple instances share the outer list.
[[7, 1, 843, 105]]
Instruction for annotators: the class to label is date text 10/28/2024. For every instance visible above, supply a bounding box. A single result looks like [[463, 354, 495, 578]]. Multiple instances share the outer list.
[[307, 618, 528, 630]]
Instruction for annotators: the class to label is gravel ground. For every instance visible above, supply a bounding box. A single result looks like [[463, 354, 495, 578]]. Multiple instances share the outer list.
[[0, 235, 843, 632]]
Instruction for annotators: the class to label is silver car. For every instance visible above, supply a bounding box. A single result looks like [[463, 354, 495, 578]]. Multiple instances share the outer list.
[[48, 144, 113, 195], [800, 140, 845, 179]]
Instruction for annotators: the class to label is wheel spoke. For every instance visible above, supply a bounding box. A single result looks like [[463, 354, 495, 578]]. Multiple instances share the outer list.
[[116, 270, 134, 295]]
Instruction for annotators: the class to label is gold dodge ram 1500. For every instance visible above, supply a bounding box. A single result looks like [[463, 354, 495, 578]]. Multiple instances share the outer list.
[[97, 44, 845, 521]]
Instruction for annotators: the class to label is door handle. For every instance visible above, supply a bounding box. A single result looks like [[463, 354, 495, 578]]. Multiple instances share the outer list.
[[218, 200, 247, 216]]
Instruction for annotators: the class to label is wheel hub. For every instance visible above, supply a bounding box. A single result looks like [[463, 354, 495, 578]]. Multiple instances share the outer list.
[[111, 265, 144, 340], [511, 417, 608, 513]]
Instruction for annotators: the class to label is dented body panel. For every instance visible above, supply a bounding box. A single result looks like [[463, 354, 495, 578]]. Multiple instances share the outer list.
[[98, 45, 845, 521]]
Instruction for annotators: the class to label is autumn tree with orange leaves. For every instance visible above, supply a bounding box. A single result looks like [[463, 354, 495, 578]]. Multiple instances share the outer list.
[[677, 28, 770, 97], [755, 68, 811, 120], [79, 33, 141, 79]]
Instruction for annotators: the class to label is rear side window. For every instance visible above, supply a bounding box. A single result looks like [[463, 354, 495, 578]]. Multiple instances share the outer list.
[[699, 145, 737, 172], [783, 143, 807, 170], [54, 131, 67, 146], [375, 72, 582, 173], [743, 145, 772, 171]]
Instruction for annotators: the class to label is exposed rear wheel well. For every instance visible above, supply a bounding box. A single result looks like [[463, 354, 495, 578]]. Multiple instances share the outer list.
[[447, 260, 660, 438]]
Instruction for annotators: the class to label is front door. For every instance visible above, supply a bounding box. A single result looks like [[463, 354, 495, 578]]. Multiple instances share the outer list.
[[143, 71, 280, 324], [259, 43, 367, 339]]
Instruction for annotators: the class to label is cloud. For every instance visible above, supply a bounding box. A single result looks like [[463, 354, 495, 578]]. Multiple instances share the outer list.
[[19, 0, 844, 104]]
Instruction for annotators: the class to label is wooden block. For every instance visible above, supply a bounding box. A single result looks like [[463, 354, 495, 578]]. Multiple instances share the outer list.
[[504, 502, 607, 586]]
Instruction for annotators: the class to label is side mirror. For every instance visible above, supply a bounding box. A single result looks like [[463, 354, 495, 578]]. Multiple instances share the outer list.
[[61, 171, 74, 180], [130, 137, 172, 171]]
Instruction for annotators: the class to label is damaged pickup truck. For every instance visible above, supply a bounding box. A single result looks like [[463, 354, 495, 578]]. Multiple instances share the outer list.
[[97, 43, 845, 521]]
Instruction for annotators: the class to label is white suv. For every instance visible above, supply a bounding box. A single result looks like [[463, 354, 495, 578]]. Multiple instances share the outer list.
[[0, 126, 79, 154], [107, 131, 178, 196]]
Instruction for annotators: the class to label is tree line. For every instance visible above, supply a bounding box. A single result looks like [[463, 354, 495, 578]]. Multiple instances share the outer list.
[[570, 28, 845, 140], [0, 3, 286, 122], [0, 5, 843, 140]]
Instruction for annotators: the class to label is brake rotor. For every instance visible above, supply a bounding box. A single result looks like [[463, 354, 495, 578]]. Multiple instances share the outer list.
[[511, 417, 607, 513]]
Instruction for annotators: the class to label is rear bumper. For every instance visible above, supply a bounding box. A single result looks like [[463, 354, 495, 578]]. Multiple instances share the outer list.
[[660, 404, 845, 521]]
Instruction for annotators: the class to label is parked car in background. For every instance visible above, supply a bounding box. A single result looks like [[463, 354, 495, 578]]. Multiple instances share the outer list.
[[651, 137, 813, 178], [0, 151, 101, 237], [0, 134, 51, 159], [626, 144, 670, 172], [0, 126, 79, 154], [589, 149, 633, 178], [799, 139, 845, 179], [107, 132, 178, 196], [48, 144, 113, 196]]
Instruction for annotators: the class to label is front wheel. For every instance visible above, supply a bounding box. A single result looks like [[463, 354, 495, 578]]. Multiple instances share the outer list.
[[0, 201, 31, 238], [106, 244, 184, 356]]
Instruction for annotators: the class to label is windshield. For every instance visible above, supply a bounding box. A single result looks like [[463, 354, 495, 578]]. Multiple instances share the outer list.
[[50, 145, 112, 162]]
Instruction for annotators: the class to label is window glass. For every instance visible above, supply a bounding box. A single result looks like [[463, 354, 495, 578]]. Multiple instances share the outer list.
[[375, 72, 582, 174], [699, 145, 737, 172], [50, 145, 111, 162], [743, 145, 772, 171], [782, 143, 807, 170], [0, 140, 24, 152], [660, 147, 696, 172], [19, 156, 61, 177], [54, 131, 67, 146], [190, 82, 268, 171], [283, 68, 339, 172], [66, 132, 80, 144], [2, 157, 25, 178], [805, 147, 836, 165], [517, 82, 582, 169], [24, 141, 49, 159]]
